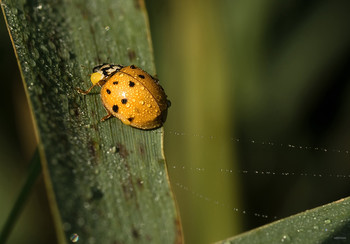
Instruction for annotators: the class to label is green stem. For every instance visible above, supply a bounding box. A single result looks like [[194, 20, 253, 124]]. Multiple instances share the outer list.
[[0, 148, 41, 244]]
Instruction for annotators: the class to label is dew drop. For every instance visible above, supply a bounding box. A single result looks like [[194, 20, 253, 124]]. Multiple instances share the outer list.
[[48, 40, 56, 50], [31, 48, 40, 60], [27, 82, 34, 91], [40, 44, 49, 53], [27, 58, 36, 67], [70, 233, 79, 242], [109, 146, 116, 153], [12, 8, 18, 14], [281, 234, 291, 242], [58, 48, 70, 59], [83, 202, 90, 209]]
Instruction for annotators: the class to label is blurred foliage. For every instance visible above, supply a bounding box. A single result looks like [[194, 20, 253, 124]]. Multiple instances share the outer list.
[[147, 0, 242, 243], [146, 0, 350, 243], [0, 149, 41, 244], [1, 0, 350, 243]]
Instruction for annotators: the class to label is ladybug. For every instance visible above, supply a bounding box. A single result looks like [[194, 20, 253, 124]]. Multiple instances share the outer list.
[[77, 64, 170, 130]]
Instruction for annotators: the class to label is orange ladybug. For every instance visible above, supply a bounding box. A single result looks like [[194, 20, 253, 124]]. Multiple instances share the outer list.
[[78, 64, 170, 130]]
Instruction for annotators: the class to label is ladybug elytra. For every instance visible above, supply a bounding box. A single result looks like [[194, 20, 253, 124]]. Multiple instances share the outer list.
[[78, 64, 170, 130]]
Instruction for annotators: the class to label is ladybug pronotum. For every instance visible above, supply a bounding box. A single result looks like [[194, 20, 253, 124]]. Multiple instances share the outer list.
[[77, 64, 170, 130]]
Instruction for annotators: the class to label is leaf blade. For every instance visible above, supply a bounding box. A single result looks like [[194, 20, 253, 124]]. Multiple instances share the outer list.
[[1, 0, 182, 243], [217, 197, 350, 244]]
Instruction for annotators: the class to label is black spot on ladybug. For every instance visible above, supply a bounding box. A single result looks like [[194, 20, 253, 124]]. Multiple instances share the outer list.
[[113, 81, 118, 85], [121, 99, 127, 104], [129, 81, 135, 87], [106, 89, 111, 94], [112, 105, 119, 113], [128, 117, 134, 122], [138, 74, 145, 79], [130, 65, 136, 69]]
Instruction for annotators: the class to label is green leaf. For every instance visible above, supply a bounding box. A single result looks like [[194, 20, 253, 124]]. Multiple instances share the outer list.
[[217, 197, 350, 244], [1, 0, 182, 243]]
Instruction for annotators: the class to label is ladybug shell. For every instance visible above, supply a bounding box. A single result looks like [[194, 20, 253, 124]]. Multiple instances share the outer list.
[[100, 65, 168, 129]]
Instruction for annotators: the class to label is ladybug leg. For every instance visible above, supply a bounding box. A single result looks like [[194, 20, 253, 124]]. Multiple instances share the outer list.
[[101, 112, 112, 122], [76, 79, 106, 95], [76, 84, 96, 95], [101, 105, 112, 122]]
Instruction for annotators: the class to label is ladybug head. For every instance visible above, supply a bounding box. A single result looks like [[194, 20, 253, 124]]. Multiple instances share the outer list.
[[90, 72, 103, 85], [92, 63, 124, 76], [90, 64, 124, 85]]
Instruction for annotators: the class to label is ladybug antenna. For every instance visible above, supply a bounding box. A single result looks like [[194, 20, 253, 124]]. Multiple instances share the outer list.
[[80, 64, 92, 76], [80, 64, 88, 71]]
